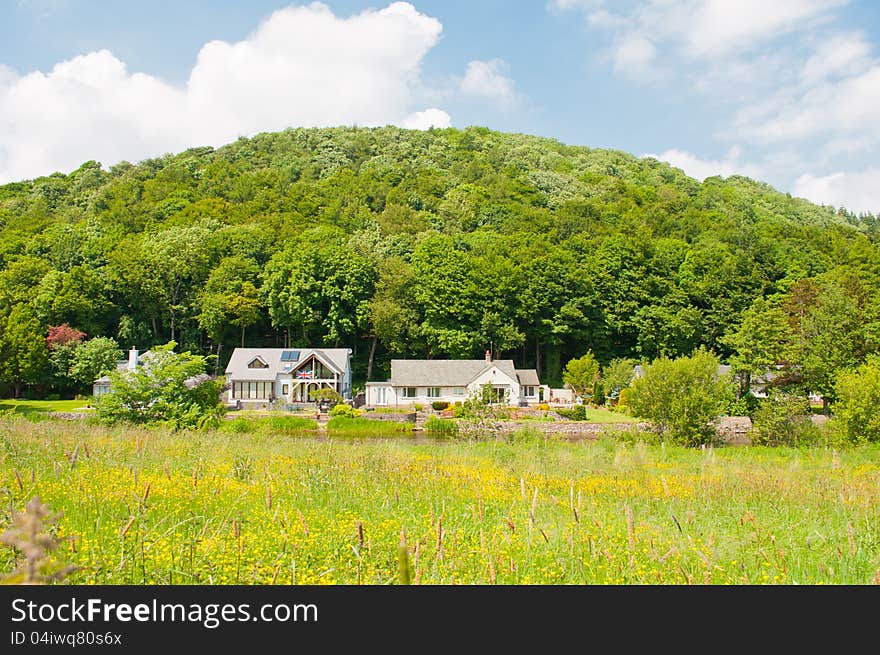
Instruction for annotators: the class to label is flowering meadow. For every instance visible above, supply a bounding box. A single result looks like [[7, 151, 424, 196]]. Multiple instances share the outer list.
[[1, 416, 878, 584]]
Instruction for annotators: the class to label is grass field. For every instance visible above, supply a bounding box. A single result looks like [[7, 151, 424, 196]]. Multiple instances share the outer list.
[[574, 407, 638, 424], [0, 399, 91, 414], [0, 416, 877, 584]]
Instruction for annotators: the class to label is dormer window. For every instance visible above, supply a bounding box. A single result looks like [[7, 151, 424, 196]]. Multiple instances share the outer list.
[[248, 357, 269, 369]]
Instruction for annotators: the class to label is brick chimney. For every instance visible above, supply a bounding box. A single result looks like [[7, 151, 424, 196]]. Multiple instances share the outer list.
[[485, 349, 492, 363], [128, 346, 138, 371]]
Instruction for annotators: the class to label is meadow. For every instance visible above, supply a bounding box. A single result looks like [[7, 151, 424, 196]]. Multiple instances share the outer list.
[[0, 416, 878, 585]]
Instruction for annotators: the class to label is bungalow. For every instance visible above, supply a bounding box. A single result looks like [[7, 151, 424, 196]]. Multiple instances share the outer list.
[[365, 351, 543, 408], [92, 347, 150, 397], [224, 347, 352, 406]]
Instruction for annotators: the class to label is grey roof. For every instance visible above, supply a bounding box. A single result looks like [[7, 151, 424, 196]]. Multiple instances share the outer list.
[[225, 347, 350, 380], [389, 359, 519, 387], [516, 369, 540, 386]]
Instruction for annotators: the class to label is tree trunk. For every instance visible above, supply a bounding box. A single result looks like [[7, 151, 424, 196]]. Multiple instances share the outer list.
[[366, 335, 377, 381], [169, 311, 176, 343], [150, 317, 158, 338], [215, 342, 223, 376], [14, 382, 21, 399], [535, 339, 542, 379], [823, 396, 829, 415], [241, 325, 246, 348]]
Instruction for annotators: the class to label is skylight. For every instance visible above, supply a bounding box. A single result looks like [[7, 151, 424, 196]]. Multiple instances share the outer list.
[[280, 350, 301, 362]]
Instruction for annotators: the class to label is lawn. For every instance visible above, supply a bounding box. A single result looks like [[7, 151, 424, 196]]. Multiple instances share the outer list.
[[0, 399, 92, 414], [576, 406, 638, 423], [0, 416, 877, 584]]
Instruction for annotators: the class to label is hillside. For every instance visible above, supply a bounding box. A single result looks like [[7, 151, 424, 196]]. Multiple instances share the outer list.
[[0, 126, 878, 391]]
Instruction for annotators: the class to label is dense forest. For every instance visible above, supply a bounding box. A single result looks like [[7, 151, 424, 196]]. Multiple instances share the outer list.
[[1, 126, 878, 398]]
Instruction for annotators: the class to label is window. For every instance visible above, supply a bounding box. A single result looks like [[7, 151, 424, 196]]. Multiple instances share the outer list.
[[248, 357, 269, 369], [427, 387, 441, 398], [402, 387, 417, 398], [376, 387, 387, 405], [232, 381, 273, 400], [280, 350, 301, 362], [523, 386, 536, 398], [452, 387, 465, 396], [281, 384, 289, 396]]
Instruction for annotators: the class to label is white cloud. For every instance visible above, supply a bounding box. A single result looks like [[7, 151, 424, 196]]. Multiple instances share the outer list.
[[459, 59, 517, 107], [400, 108, 451, 130], [568, 0, 846, 60], [801, 31, 872, 84], [793, 169, 880, 215], [612, 34, 656, 77], [737, 64, 880, 144], [643, 147, 763, 181], [0, 2, 451, 182], [674, 0, 845, 59]]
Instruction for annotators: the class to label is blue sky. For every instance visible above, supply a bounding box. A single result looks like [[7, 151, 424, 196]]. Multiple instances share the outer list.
[[2, 0, 879, 214]]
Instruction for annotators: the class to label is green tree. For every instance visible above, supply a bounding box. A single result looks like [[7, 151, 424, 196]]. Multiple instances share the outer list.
[[720, 297, 792, 399], [562, 352, 600, 401], [833, 356, 880, 443], [0, 305, 49, 398], [601, 357, 636, 402], [96, 342, 222, 429], [70, 337, 122, 389], [628, 349, 734, 446]]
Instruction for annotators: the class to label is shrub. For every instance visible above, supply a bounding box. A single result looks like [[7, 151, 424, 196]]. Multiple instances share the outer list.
[[451, 402, 465, 418], [557, 405, 587, 421], [413, 403, 424, 411], [424, 415, 458, 434], [330, 403, 360, 418], [727, 393, 759, 417], [592, 381, 606, 407], [431, 401, 450, 411], [536, 403, 550, 411], [628, 349, 734, 446], [96, 342, 223, 430], [833, 356, 880, 443], [750, 393, 821, 446]]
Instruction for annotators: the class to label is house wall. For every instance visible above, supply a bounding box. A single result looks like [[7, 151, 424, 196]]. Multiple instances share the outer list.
[[467, 366, 521, 405]]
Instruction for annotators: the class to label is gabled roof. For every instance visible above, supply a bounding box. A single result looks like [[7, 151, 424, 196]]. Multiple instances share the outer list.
[[93, 350, 153, 384], [516, 369, 540, 386], [225, 348, 351, 380], [389, 359, 520, 388]]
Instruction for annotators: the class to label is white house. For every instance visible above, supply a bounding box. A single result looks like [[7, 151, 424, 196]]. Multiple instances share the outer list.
[[365, 351, 542, 408], [92, 347, 149, 397], [224, 347, 352, 406]]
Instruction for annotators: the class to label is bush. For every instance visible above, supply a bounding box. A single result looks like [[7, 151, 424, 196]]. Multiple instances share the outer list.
[[592, 382, 606, 407], [557, 405, 587, 421], [330, 403, 360, 418], [431, 401, 450, 411], [750, 393, 821, 446], [96, 342, 223, 430], [628, 349, 734, 446], [413, 403, 424, 411], [423, 415, 458, 434], [451, 402, 465, 418], [833, 356, 880, 443], [536, 403, 550, 411], [727, 393, 759, 417]]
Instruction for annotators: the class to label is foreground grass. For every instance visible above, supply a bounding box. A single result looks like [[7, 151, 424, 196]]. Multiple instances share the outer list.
[[0, 399, 91, 414], [0, 417, 877, 584]]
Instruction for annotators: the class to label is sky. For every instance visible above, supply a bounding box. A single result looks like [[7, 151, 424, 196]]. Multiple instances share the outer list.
[[1, 0, 880, 215]]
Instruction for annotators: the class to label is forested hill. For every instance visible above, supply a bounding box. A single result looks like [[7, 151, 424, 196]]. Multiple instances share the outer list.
[[1, 126, 878, 391]]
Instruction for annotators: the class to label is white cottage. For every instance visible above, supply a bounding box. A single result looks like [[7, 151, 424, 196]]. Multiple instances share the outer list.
[[224, 347, 352, 406], [366, 351, 542, 408], [92, 347, 149, 397]]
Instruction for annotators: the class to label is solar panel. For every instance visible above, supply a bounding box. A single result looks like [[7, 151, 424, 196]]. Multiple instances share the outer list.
[[280, 350, 301, 362]]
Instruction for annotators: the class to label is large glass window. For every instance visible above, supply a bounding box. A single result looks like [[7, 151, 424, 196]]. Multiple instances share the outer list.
[[427, 387, 441, 398], [402, 387, 417, 398]]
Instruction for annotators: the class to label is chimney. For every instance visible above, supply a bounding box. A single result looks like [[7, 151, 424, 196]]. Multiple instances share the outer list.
[[128, 346, 138, 371], [485, 349, 492, 363]]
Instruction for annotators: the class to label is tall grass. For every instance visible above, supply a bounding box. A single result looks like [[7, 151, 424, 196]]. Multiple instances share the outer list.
[[1, 415, 878, 584], [326, 416, 413, 435]]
